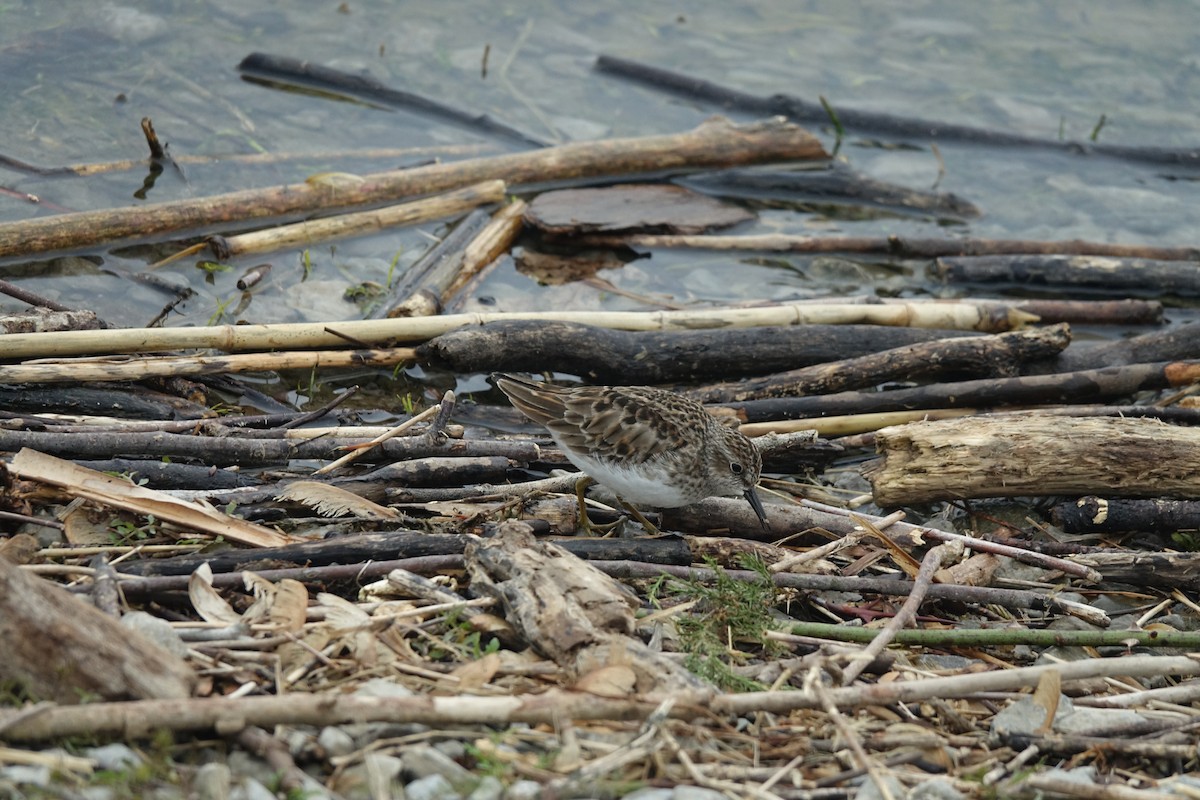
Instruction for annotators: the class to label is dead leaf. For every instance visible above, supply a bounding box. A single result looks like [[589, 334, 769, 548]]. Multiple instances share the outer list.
[[451, 652, 501, 691], [188, 563, 242, 625]]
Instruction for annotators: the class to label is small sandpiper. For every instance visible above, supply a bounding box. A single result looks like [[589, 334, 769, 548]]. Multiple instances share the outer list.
[[494, 373, 769, 531]]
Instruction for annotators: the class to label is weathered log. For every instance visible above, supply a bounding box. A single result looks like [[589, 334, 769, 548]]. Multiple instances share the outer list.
[[1050, 496, 1200, 535], [0, 117, 826, 259], [937, 254, 1200, 295], [1066, 551, 1200, 592], [690, 324, 1071, 403], [572, 230, 1200, 262], [417, 320, 979, 383], [1043, 319, 1200, 373], [866, 416, 1200, 506], [678, 163, 980, 218], [727, 360, 1200, 422], [0, 557, 194, 702], [466, 522, 706, 692]]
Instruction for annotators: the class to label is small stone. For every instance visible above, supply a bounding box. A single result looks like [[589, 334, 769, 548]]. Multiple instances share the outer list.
[[909, 777, 967, 800], [854, 775, 907, 800], [0, 764, 51, 787], [120, 611, 189, 659], [406, 773, 462, 800], [191, 762, 231, 800], [503, 780, 544, 800], [317, 726, 357, 758], [620, 789, 673, 800], [84, 743, 144, 772], [403, 744, 476, 794], [673, 787, 727, 800], [229, 777, 278, 800], [466, 775, 504, 800]]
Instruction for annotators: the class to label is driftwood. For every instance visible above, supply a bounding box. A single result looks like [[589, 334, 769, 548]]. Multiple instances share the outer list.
[[238, 53, 548, 149], [204, 180, 506, 262], [0, 383, 210, 419], [0, 301, 1031, 360], [866, 416, 1200, 506], [1050, 496, 1200, 535], [678, 163, 980, 218], [0, 429, 538, 468], [0, 557, 194, 703], [3, 655, 1195, 742], [418, 320, 979, 383], [594, 53, 1200, 168], [689, 324, 1071, 403], [1042, 319, 1200, 372], [0, 347, 417, 385], [1065, 551, 1200, 592], [938, 254, 1200, 295], [0, 117, 826, 259], [571, 231, 1200, 262], [726, 359, 1200, 423]]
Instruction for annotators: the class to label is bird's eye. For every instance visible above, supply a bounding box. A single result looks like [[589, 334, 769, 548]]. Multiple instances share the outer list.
[[730, 461, 744, 475]]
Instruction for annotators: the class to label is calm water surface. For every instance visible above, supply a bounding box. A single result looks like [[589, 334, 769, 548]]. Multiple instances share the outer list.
[[1, 1, 1197, 335]]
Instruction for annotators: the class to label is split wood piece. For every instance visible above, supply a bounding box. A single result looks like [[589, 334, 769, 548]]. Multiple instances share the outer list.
[[595, 53, 1200, 169], [0, 347, 416, 385], [677, 163, 980, 219], [690, 324, 1071, 403], [465, 521, 707, 693], [938, 254, 1200, 295], [1063, 552, 1200, 593], [0, 556, 194, 703], [726, 359, 1200, 423], [866, 415, 1200, 507], [202, 180, 507, 262], [3, 654, 1196, 742], [440, 199, 527, 311], [1051, 495, 1200, 534], [370, 209, 493, 318], [0, 301, 1033, 360], [571, 231, 1200, 262], [0, 430, 538, 468], [6, 449, 297, 548], [0, 117, 826, 260], [524, 184, 755, 235], [418, 320, 982, 384], [1045, 319, 1200, 373]]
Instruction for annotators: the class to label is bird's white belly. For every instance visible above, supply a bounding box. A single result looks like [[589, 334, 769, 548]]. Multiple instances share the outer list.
[[564, 451, 696, 507]]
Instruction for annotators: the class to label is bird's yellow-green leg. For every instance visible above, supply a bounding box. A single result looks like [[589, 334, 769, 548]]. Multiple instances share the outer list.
[[573, 476, 659, 535], [618, 500, 661, 534]]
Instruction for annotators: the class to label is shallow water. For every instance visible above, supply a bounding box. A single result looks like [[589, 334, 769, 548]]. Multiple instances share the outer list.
[[1, 0, 1197, 337]]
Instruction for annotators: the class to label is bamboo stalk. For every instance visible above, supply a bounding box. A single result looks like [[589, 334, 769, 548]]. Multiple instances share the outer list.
[[0, 301, 1031, 359], [207, 180, 506, 260], [0, 117, 826, 259]]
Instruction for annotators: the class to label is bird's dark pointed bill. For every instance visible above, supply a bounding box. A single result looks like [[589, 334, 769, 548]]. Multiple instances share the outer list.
[[744, 487, 770, 530]]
